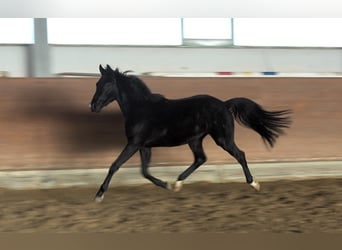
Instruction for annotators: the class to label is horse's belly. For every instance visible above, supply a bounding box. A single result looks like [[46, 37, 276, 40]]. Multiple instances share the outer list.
[[143, 126, 206, 147]]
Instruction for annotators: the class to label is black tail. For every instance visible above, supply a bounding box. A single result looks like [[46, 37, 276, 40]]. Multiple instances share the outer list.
[[225, 97, 292, 147]]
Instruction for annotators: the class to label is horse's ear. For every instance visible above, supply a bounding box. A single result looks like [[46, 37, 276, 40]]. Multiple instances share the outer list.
[[106, 64, 115, 74], [99, 64, 106, 75]]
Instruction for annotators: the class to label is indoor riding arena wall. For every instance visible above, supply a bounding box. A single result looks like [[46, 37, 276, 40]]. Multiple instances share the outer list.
[[0, 77, 341, 171]]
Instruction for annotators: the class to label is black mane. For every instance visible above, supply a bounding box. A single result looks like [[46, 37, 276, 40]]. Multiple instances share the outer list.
[[110, 67, 153, 100]]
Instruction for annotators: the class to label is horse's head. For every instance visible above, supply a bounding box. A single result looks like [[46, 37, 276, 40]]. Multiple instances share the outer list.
[[89, 64, 119, 113]]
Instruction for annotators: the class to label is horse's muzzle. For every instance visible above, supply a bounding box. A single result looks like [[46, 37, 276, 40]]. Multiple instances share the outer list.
[[89, 103, 97, 112]]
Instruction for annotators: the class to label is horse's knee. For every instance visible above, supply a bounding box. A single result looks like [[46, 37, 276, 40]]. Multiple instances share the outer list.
[[197, 155, 207, 165]]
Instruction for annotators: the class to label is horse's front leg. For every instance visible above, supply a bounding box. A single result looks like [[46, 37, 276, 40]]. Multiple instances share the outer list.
[[95, 144, 138, 202]]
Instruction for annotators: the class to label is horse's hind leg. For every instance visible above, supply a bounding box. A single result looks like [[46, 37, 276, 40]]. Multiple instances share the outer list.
[[174, 137, 207, 192], [140, 147, 170, 190], [212, 134, 260, 191]]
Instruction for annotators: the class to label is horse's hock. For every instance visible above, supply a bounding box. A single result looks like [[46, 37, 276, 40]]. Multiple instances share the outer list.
[[0, 77, 341, 171]]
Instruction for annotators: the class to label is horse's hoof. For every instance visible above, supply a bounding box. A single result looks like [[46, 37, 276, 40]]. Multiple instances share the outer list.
[[173, 181, 183, 192], [250, 181, 260, 191], [166, 182, 173, 191], [95, 194, 104, 203]]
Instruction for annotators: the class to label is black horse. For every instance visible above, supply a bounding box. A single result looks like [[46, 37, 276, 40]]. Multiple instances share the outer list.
[[90, 65, 291, 202]]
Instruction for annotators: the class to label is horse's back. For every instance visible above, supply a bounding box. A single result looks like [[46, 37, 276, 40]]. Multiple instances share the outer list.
[[164, 94, 224, 110]]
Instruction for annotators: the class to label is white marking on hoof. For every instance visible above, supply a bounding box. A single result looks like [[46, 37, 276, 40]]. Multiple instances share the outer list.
[[174, 181, 183, 192], [95, 195, 104, 203], [166, 182, 173, 191], [250, 181, 260, 191]]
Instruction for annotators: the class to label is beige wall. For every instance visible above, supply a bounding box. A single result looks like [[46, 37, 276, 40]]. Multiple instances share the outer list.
[[1, 45, 342, 77]]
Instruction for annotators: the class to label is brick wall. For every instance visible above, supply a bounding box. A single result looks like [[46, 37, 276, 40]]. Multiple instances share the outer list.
[[0, 77, 341, 171]]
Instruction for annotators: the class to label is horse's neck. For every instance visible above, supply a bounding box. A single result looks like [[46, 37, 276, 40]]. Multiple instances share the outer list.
[[116, 84, 149, 118]]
